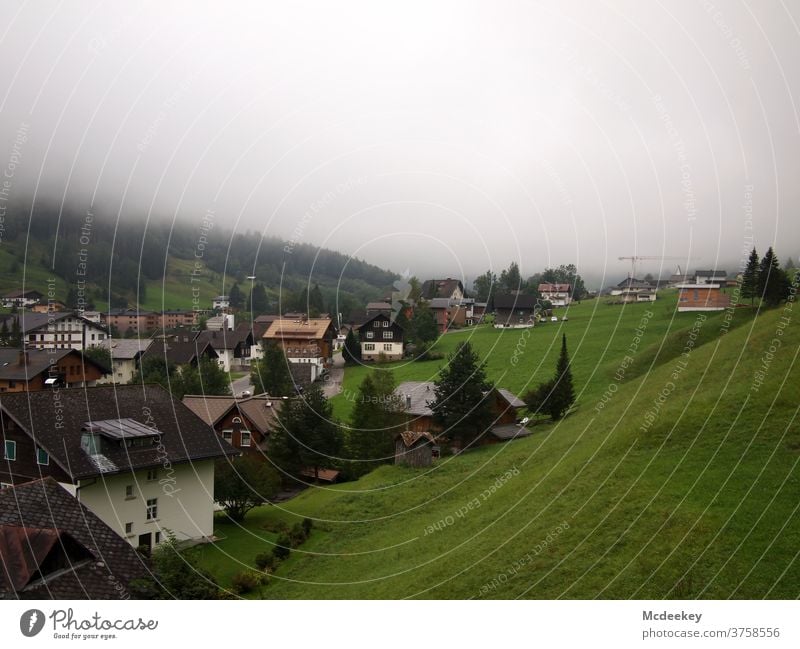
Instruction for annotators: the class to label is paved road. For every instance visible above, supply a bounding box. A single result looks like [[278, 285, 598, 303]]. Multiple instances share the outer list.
[[231, 373, 254, 398], [322, 353, 344, 398]]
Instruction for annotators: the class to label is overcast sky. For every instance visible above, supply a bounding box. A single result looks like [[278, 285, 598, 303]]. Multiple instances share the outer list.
[[1, 1, 799, 285]]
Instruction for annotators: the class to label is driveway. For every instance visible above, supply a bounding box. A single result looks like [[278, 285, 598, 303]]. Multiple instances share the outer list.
[[231, 372, 254, 398], [323, 353, 344, 398]]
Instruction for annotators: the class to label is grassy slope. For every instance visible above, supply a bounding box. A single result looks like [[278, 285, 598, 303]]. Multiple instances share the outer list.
[[196, 295, 799, 598]]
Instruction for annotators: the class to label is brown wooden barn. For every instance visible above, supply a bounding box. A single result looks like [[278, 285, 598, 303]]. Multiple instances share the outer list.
[[394, 431, 437, 467]]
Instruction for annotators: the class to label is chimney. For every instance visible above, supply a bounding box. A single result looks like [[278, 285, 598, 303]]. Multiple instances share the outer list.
[[18, 350, 28, 365], [405, 395, 411, 410]]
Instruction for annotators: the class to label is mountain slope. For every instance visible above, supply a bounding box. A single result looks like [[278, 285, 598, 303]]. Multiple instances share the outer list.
[[202, 305, 798, 598]]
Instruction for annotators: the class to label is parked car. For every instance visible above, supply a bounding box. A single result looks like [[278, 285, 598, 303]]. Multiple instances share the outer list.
[[550, 316, 558, 322]]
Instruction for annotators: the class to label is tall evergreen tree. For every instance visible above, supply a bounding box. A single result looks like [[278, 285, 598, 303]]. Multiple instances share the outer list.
[[430, 342, 494, 447], [757, 247, 789, 306], [346, 371, 403, 476], [524, 334, 575, 420], [251, 342, 293, 396], [247, 282, 269, 314], [269, 383, 341, 482], [308, 283, 325, 316], [741, 247, 760, 304], [472, 270, 497, 302], [342, 328, 361, 365], [228, 282, 244, 309]]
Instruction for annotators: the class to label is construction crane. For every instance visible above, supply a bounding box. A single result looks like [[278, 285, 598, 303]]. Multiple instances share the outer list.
[[618, 255, 697, 281]]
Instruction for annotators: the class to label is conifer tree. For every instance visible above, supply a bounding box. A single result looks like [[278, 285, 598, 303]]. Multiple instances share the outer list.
[[741, 247, 760, 304], [342, 328, 361, 365]]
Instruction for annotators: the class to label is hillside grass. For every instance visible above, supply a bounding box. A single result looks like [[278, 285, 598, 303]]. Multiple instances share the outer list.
[[195, 295, 798, 598]]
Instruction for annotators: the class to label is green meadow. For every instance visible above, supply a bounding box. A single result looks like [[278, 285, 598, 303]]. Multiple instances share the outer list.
[[194, 292, 800, 598]]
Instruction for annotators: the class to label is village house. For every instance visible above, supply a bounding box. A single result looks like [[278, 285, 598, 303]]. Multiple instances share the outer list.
[[429, 297, 467, 333], [356, 312, 404, 361], [493, 293, 537, 328], [668, 265, 692, 287], [1, 289, 43, 309], [101, 309, 158, 335], [694, 269, 728, 286], [195, 323, 254, 371], [610, 278, 656, 303], [16, 312, 108, 351], [212, 295, 230, 310], [160, 336, 219, 367], [538, 283, 572, 307], [0, 349, 108, 392], [182, 393, 282, 458], [394, 381, 531, 444], [676, 284, 731, 312], [263, 316, 335, 382], [30, 300, 66, 314], [0, 385, 238, 550], [0, 477, 151, 599], [365, 301, 392, 316], [158, 310, 200, 329], [421, 278, 465, 301], [394, 431, 437, 467], [97, 338, 153, 385]]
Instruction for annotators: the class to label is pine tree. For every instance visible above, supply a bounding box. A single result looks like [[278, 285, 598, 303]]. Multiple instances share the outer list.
[[431, 342, 494, 447], [741, 247, 759, 304], [757, 247, 789, 306], [269, 383, 341, 482], [549, 334, 575, 419], [347, 371, 403, 476], [251, 342, 293, 396], [342, 329, 361, 365], [524, 334, 575, 420], [308, 284, 325, 316], [229, 283, 244, 309]]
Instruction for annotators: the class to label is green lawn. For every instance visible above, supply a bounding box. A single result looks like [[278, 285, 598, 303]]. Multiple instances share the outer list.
[[194, 294, 799, 599]]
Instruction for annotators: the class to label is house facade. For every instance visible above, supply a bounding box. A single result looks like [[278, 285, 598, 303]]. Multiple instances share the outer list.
[[493, 293, 537, 328], [421, 278, 465, 301], [538, 283, 572, 307], [357, 312, 404, 361], [0, 385, 237, 549], [96, 338, 153, 385], [394, 431, 436, 467], [694, 270, 728, 286], [0, 349, 108, 392], [1, 289, 43, 308], [677, 284, 731, 311], [196, 324, 253, 371], [18, 312, 108, 351], [610, 278, 656, 303], [263, 316, 335, 381], [212, 295, 230, 310]]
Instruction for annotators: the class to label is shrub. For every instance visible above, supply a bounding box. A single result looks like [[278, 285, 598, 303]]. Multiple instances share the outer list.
[[301, 517, 313, 536], [230, 570, 260, 594], [255, 551, 278, 573], [289, 522, 308, 547], [273, 534, 292, 561]]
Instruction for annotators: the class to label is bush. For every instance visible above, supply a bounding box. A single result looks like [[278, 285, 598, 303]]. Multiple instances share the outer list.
[[255, 551, 278, 573], [301, 517, 313, 536], [230, 570, 261, 594], [289, 522, 308, 547], [273, 534, 292, 561]]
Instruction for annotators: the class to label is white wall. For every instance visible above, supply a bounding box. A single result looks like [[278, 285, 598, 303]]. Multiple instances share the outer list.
[[77, 460, 216, 546]]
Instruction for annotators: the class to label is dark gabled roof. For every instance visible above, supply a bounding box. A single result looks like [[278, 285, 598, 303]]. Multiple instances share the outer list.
[[421, 278, 464, 300], [160, 339, 218, 365], [0, 478, 150, 599], [395, 430, 436, 447], [3, 289, 43, 299], [356, 312, 404, 333], [99, 338, 153, 360], [182, 393, 282, 435], [195, 324, 252, 351], [0, 348, 109, 381], [0, 384, 237, 480], [495, 388, 525, 409], [16, 312, 107, 335], [366, 302, 392, 312], [493, 293, 537, 309], [615, 277, 654, 288]]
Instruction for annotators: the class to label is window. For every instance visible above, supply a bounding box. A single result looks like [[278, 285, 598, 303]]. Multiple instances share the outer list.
[[373, 320, 380, 328], [241, 431, 251, 447], [222, 430, 233, 443], [365, 331, 374, 339], [382, 331, 393, 339], [147, 468, 158, 481], [364, 343, 375, 351], [36, 447, 49, 466], [382, 320, 389, 327], [146, 498, 158, 521], [383, 344, 392, 351], [3, 440, 16, 461], [155, 531, 161, 544], [125, 485, 134, 499], [693, 289, 699, 301], [125, 522, 133, 535]]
